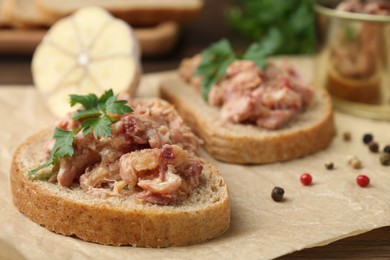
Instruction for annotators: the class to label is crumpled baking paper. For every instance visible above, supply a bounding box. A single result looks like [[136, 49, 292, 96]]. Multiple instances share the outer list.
[[1, 58, 390, 260]]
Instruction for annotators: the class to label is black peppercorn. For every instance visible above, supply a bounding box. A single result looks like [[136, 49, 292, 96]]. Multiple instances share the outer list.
[[363, 133, 373, 144], [271, 187, 285, 202], [384, 145, 390, 154], [368, 142, 379, 153]]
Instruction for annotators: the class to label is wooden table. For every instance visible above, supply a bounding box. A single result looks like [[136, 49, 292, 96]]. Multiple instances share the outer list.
[[1, 0, 390, 258]]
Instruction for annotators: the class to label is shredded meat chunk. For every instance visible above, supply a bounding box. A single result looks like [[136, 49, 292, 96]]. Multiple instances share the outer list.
[[53, 99, 203, 205], [178, 54, 203, 92], [57, 133, 101, 186], [119, 144, 202, 204], [57, 147, 100, 187], [180, 57, 313, 130], [130, 98, 202, 152]]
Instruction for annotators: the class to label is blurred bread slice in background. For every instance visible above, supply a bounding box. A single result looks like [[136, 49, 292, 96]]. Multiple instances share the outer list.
[[0, 0, 203, 56], [1, 0, 203, 27], [34, 0, 203, 26], [2, 0, 55, 28]]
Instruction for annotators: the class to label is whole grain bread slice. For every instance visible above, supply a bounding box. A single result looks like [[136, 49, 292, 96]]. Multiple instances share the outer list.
[[160, 73, 336, 164], [11, 128, 230, 247], [34, 0, 203, 26]]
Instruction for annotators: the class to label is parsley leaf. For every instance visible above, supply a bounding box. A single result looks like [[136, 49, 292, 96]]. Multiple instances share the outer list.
[[51, 128, 75, 157], [81, 116, 112, 138], [226, 0, 315, 55], [71, 89, 132, 138], [195, 39, 236, 100], [28, 89, 133, 178], [105, 96, 133, 115], [28, 128, 74, 178], [98, 89, 115, 104], [195, 38, 276, 100], [69, 93, 98, 110], [242, 28, 281, 69]]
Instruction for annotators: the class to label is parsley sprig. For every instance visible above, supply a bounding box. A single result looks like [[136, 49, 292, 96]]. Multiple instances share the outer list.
[[28, 89, 132, 178], [226, 0, 315, 55], [195, 38, 277, 100]]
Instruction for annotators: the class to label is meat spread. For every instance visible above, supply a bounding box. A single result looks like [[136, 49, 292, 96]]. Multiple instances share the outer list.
[[50, 99, 203, 205], [336, 0, 390, 15], [179, 57, 313, 130], [330, 0, 389, 79]]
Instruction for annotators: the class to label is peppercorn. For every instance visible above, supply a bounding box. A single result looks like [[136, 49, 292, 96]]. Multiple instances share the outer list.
[[300, 173, 312, 186], [325, 161, 334, 170], [368, 142, 379, 153], [343, 131, 351, 141], [380, 153, 390, 166], [383, 145, 390, 154], [363, 133, 373, 144], [348, 156, 362, 169], [356, 175, 370, 187], [271, 187, 285, 202]]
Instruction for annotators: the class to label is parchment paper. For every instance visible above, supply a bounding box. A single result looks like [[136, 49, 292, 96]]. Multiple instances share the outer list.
[[1, 58, 390, 260]]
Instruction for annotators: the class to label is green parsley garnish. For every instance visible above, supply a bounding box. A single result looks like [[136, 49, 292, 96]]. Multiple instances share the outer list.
[[195, 38, 278, 100], [28, 89, 132, 178], [226, 0, 315, 55], [195, 39, 235, 100]]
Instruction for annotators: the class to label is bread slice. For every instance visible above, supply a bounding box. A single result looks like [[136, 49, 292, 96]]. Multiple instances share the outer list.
[[11, 128, 230, 247], [160, 73, 336, 164], [34, 0, 203, 26], [2, 0, 54, 28]]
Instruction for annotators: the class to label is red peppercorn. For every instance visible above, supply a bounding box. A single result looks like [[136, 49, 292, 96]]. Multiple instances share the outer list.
[[300, 173, 312, 186], [356, 175, 370, 187]]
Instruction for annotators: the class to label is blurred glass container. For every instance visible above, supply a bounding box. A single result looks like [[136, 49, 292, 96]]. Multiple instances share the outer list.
[[315, 0, 390, 120]]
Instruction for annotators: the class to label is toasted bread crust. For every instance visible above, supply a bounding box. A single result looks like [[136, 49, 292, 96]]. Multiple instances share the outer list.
[[11, 129, 230, 247], [160, 74, 336, 164]]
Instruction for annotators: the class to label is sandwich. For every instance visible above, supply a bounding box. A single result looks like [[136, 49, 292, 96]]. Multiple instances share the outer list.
[[160, 39, 336, 164], [10, 91, 230, 247]]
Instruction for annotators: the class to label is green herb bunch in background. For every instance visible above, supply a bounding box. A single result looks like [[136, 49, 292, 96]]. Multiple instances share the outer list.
[[227, 0, 316, 54]]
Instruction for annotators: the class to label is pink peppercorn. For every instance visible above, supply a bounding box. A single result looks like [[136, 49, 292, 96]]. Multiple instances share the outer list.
[[356, 175, 370, 187], [300, 173, 312, 186]]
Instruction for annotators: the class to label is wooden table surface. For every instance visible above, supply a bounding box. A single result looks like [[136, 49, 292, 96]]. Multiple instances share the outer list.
[[1, 0, 390, 259]]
